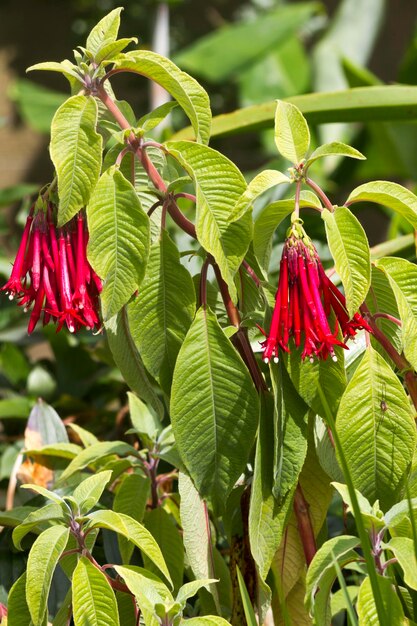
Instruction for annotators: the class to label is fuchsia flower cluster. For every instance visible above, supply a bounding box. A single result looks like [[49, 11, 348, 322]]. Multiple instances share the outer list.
[[2, 204, 102, 334], [261, 221, 372, 364]]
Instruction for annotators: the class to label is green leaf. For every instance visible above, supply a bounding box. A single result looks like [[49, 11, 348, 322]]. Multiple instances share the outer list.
[[272, 364, 309, 502], [284, 344, 346, 419], [13, 503, 65, 550], [306, 141, 365, 166], [143, 508, 184, 592], [86, 7, 123, 56], [72, 556, 120, 626], [26, 525, 70, 625], [95, 38, 138, 64], [179, 617, 232, 625], [178, 472, 219, 606], [332, 482, 385, 531], [105, 308, 165, 420], [8, 572, 41, 626], [127, 392, 161, 442], [322, 206, 371, 317], [0, 506, 38, 527], [385, 537, 417, 590], [25, 443, 81, 462], [165, 141, 250, 301], [139, 102, 178, 132], [253, 191, 320, 271], [172, 86, 417, 141], [128, 229, 195, 393], [68, 423, 99, 447], [171, 307, 259, 512], [249, 392, 294, 582], [357, 575, 405, 625], [87, 167, 150, 319], [72, 470, 112, 514], [176, 579, 218, 608], [52, 589, 72, 626], [229, 169, 291, 222], [347, 180, 417, 230], [114, 472, 150, 563], [114, 51, 211, 144], [305, 535, 360, 625], [236, 566, 257, 626], [375, 257, 417, 371], [26, 60, 82, 86], [57, 441, 138, 483], [274, 100, 310, 163], [19, 484, 68, 508], [174, 3, 320, 83], [86, 510, 172, 586], [336, 346, 417, 510], [114, 566, 172, 625], [50, 95, 102, 226]]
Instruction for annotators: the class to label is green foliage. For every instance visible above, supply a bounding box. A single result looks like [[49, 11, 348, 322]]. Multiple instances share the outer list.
[[4, 6, 417, 626]]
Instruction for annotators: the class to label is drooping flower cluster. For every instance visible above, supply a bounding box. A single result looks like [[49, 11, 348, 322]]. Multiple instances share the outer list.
[[261, 219, 371, 363], [2, 202, 102, 334]]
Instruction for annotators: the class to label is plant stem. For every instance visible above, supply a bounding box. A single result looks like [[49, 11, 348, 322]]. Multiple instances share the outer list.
[[294, 179, 302, 219], [372, 312, 402, 326], [293, 484, 316, 565], [305, 177, 334, 212], [199, 258, 210, 309]]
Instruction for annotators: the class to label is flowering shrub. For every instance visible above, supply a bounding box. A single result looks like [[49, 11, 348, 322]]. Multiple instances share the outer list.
[[2, 7, 417, 626]]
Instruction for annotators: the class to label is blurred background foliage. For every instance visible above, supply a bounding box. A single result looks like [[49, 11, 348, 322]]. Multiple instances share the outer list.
[[0, 0, 417, 596]]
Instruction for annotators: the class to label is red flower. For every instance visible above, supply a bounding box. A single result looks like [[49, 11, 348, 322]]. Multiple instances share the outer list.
[[2, 201, 102, 335], [261, 220, 371, 363]]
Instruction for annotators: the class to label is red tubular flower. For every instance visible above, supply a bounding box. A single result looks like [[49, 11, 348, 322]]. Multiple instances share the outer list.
[[261, 219, 371, 363], [2, 199, 102, 335]]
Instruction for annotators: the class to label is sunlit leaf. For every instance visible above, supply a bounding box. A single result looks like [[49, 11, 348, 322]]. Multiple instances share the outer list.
[[72, 557, 120, 626]]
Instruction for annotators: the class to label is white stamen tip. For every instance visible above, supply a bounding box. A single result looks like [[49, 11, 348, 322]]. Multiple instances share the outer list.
[[309, 357, 314, 364], [263, 357, 269, 364], [86, 326, 91, 331], [8, 294, 14, 301], [69, 326, 75, 333], [332, 354, 338, 362], [273, 356, 279, 363]]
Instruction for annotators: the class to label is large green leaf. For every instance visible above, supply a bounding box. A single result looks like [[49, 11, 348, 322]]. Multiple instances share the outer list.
[[375, 257, 417, 371], [229, 169, 291, 222], [8, 572, 40, 626], [271, 363, 309, 502], [87, 167, 150, 319], [113, 51, 211, 144], [322, 206, 371, 317], [172, 86, 417, 140], [114, 566, 172, 626], [114, 472, 150, 563], [249, 391, 295, 582], [384, 537, 417, 590], [180, 619, 231, 626], [253, 191, 321, 271], [274, 100, 310, 164], [128, 230, 195, 393], [105, 308, 165, 419], [284, 344, 346, 419], [178, 472, 219, 605], [336, 346, 416, 510], [305, 535, 360, 625], [347, 180, 417, 230], [174, 3, 319, 83], [165, 141, 251, 301], [306, 141, 365, 167], [72, 556, 120, 626], [13, 503, 65, 550], [170, 307, 259, 512], [144, 508, 184, 592], [357, 575, 405, 625], [50, 95, 102, 226], [85, 510, 171, 586], [26, 525, 70, 625], [86, 7, 123, 56]]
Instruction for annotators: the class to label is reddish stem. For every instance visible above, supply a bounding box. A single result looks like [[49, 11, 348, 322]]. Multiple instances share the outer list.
[[293, 484, 316, 565], [305, 177, 333, 212]]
